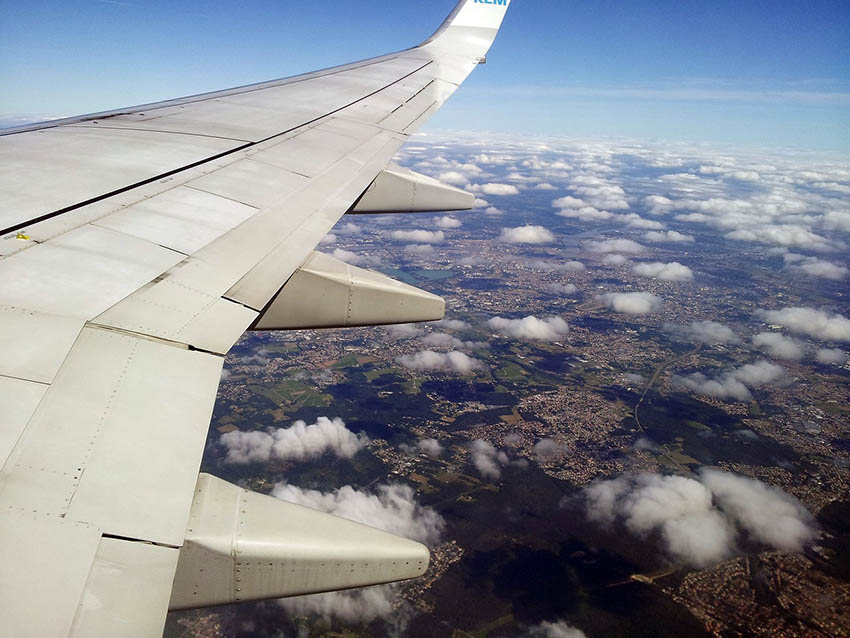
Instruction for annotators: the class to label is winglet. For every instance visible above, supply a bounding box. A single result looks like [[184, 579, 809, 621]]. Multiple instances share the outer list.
[[421, 0, 512, 56]]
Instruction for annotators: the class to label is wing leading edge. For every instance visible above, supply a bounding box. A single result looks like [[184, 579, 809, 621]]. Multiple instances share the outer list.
[[0, 1, 512, 636]]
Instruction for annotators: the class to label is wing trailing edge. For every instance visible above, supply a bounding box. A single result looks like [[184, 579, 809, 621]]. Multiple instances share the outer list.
[[170, 474, 429, 610]]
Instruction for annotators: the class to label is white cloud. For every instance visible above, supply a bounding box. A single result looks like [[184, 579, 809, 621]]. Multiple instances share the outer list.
[[488, 315, 569, 341], [500, 225, 555, 244], [816, 348, 847, 365], [436, 318, 470, 330], [396, 350, 483, 375], [587, 238, 646, 254], [525, 620, 587, 638], [272, 482, 444, 545], [664, 320, 740, 345], [557, 206, 615, 221], [388, 323, 423, 339], [583, 471, 817, 567], [220, 417, 367, 464], [391, 229, 445, 243], [331, 248, 380, 267], [726, 225, 834, 252], [752, 332, 805, 361], [533, 439, 562, 463], [470, 183, 520, 196], [598, 292, 663, 314], [699, 469, 818, 552], [418, 438, 443, 458], [420, 332, 486, 350], [622, 213, 665, 230], [433, 215, 462, 229], [526, 259, 585, 272], [644, 230, 695, 243], [674, 360, 784, 401], [547, 282, 578, 295], [534, 182, 558, 191], [602, 254, 630, 266], [404, 244, 436, 257], [632, 261, 694, 281], [319, 233, 337, 245], [469, 439, 507, 480], [787, 256, 849, 280], [438, 170, 470, 186], [755, 307, 850, 343], [484, 206, 504, 215]]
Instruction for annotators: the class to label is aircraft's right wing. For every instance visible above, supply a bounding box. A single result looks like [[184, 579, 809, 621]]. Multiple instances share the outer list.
[[0, 1, 511, 636]]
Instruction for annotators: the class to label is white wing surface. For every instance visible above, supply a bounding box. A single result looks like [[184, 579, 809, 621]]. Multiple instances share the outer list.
[[0, 1, 511, 636]]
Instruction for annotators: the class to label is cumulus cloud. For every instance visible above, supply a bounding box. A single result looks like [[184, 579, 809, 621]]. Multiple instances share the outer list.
[[533, 439, 562, 463], [726, 225, 835, 252], [272, 482, 444, 546], [319, 233, 337, 245], [816, 348, 847, 365], [526, 259, 585, 272], [644, 230, 695, 243], [755, 307, 850, 343], [331, 248, 381, 267], [583, 471, 817, 567], [418, 438, 444, 458], [752, 332, 805, 361], [524, 620, 587, 638], [568, 175, 629, 210], [674, 360, 784, 401], [535, 182, 558, 191], [632, 261, 694, 281], [553, 196, 614, 221], [786, 256, 849, 280], [664, 320, 741, 345], [598, 292, 662, 314], [470, 439, 508, 480], [547, 282, 578, 295], [602, 254, 630, 266], [391, 229, 445, 243], [622, 213, 665, 230], [220, 417, 367, 464], [396, 350, 483, 375], [488, 315, 569, 341], [433, 215, 462, 229], [484, 206, 504, 215], [437, 170, 470, 186], [700, 470, 818, 552], [586, 238, 646, 254], [420, 332, 486, 350], [556, 206, 615, 221], [436, 318, 470, 330], [404, 244, 436, 257], [469, 183, 520, 196], [388, 323, 423, 339], [500, 225, 555, 244]]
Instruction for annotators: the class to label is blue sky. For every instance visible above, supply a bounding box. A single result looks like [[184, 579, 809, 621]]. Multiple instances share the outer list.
[[1, 0, 847, 149]]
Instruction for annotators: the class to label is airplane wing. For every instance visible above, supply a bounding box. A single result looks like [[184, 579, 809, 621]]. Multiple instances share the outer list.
[[0, 1, 511, 636]]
